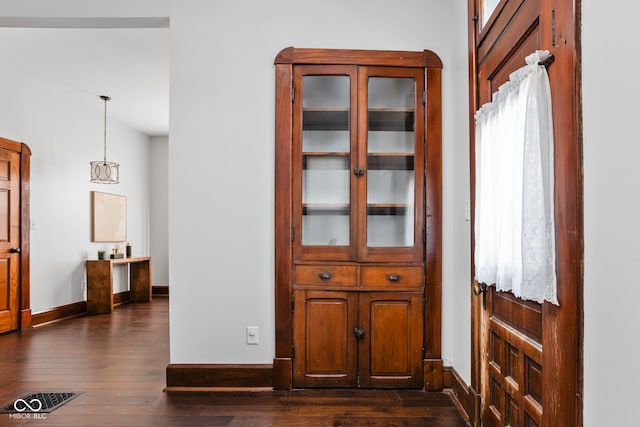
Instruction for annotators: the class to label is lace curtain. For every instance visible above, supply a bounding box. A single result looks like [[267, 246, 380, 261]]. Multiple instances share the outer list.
[[474, 50, 558, 305]]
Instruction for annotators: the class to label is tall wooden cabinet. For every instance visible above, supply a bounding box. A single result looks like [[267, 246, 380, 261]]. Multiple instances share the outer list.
[[274, 48, 443, 390]]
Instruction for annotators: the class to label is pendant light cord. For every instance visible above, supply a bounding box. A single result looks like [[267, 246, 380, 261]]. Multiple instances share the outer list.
[[103, 97, 107, 163], [100, 95, 111, 164]]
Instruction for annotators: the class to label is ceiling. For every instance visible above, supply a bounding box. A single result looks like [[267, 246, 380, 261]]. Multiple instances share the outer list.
[[0, 27, 169, 136]]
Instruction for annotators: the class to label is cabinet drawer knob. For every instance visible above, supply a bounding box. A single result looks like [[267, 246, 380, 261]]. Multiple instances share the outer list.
[[318, 272, 333, 280], [387, 274, 401, 282]]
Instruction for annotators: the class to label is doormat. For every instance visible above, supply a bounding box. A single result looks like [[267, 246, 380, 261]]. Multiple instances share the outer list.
[[0, 391, 83, 413]]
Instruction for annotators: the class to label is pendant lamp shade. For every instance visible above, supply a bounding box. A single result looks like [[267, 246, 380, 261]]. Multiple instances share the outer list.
[[90, 95, 120, 184]]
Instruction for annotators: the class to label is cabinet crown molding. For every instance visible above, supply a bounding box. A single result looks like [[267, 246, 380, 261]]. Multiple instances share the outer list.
[[275, 47, 443, 69]]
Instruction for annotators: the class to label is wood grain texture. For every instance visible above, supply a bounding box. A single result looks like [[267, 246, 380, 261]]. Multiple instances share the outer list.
[[0, 299, 467, 425], [425, 67, 443, 363], [274, 62, 294, 382], [359, 292, 424, 388], [293, 290, 358, 387]]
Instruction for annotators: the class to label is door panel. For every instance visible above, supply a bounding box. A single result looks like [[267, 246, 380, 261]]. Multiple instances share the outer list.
[[358, 292, 423, 388], [293, 290, 358, 387], [484, 291, 542, 426], [0, 148, 20, 333]]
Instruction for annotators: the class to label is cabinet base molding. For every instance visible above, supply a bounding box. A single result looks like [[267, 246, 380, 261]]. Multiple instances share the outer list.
[[423, 359, 443, 391], [32, 301, 87, 327], [272, 358, 292, 390], [443, 366, 479, 426], [166, 364, 273, 389], [21, 308, 32, 329]]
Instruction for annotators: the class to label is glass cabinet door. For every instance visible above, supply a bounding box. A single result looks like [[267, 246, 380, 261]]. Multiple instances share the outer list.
[[359, 67, 425, 262], [293, 65, 424, 263], [294, 66, 357, 260]]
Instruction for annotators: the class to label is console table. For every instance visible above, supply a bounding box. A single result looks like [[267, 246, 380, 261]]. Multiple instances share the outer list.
[[86, 256, 152, 314]]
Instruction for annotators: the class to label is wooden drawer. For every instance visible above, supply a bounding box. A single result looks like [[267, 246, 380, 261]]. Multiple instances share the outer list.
[[294, 265, 357, 286], [360, 266, 423, 288]]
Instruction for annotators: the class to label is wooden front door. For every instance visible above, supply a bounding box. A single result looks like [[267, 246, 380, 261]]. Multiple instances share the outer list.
[[468, 0, 582, 425], [0, 147, 22, 333]]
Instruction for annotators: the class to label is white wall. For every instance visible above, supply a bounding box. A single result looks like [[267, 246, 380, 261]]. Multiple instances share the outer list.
[[150, 135, 169, 286], [0, 54, 152, 311], [442, 0, 472, 384], [0, 0, 471, 383], [168, 0, 469, 365], [582, 1, 640, 425]]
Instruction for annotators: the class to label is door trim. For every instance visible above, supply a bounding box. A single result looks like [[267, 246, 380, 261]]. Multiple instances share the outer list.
[[0, 137, 31, 330]]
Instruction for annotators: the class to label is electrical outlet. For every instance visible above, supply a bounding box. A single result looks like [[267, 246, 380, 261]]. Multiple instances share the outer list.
[[246, 326, 259, 345]]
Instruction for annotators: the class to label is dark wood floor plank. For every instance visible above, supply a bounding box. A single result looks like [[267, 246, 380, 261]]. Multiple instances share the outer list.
[[0, 298, 467, 426]]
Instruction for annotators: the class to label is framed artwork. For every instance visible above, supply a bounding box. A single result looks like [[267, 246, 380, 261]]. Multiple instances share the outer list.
[[91, 191, 127, 242]]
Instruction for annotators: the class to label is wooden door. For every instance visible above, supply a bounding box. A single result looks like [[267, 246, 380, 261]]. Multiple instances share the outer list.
[[293, 289, 358, 387], [358, 292, 423, 388], [468, 0, 582, 426], [0, 148, 21, 333], [356, 66, 425, 264], [472, 3, 545, 423], [291, 65, 359, 263]]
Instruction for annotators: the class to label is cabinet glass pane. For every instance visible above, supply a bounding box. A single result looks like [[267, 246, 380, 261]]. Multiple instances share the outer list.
[[367, 77, 415, 247], [302, 75, 350, 246]]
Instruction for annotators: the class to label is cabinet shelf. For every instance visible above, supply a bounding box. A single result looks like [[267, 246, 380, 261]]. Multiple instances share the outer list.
[[302, 108, 414, 132], [367, 153, 414, 170], [367, 204, 410, 215], [303, 109, 349, 131], [303, 203, 350, 215], [368, 108, 414, 131], [302, 152, 349, 170], [302, 204, 410, 216]]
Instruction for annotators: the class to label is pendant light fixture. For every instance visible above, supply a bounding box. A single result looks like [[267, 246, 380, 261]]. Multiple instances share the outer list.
[[90, 95, 120, 184]]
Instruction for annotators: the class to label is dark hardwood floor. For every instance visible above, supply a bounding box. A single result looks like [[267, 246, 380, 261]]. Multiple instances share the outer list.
[[0, 298, 468, 426]]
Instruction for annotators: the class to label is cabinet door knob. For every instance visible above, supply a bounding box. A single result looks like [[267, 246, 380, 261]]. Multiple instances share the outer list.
[[353, 167, 365, 176], [318, 272, 333, 280], [354, 328, 365, 340], [387, 274, 400, 282], [9, 247, 21, 253]]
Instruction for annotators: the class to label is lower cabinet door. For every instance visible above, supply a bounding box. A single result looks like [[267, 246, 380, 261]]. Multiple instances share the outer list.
[[358, 292, 424, 388], [293, 290, 358, 387], [293, 289, 424, 388]]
